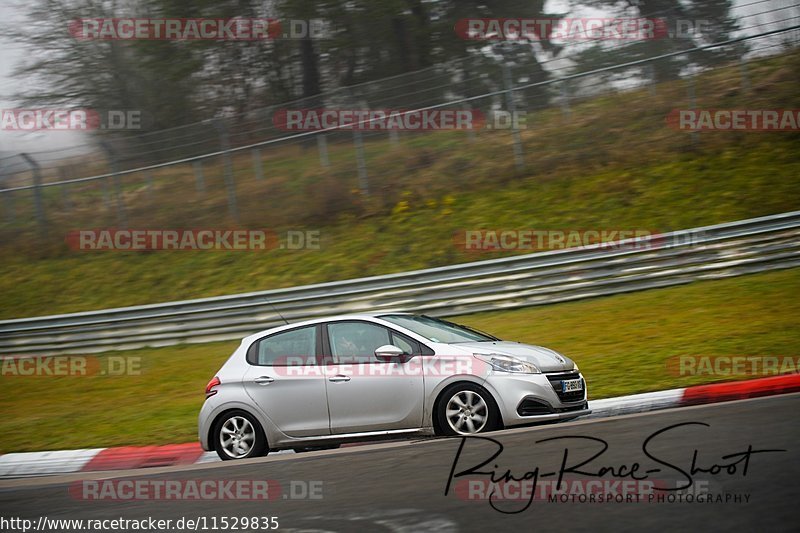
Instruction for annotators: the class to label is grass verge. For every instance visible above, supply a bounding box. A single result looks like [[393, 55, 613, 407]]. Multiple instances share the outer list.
[[1, 268, 797, 453], [1, 51, 799, 319]]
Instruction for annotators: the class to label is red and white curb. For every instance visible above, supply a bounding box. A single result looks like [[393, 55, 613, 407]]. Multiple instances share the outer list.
[[587, 373, 800, 417], [2, 374, 798, 478]]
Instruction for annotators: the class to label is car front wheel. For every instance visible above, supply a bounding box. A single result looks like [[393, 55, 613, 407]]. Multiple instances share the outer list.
[[214, 410, 268, 460], [437, 383, 501, 436]]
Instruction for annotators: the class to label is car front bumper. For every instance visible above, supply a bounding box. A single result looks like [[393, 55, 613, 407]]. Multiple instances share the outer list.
[[484, 371, 591, 426]]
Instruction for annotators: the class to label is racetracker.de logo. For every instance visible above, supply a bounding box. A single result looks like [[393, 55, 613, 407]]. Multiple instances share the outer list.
[[454, 229, 666, 253], [273, 109, 485, 131], [666, 355, 800, 376], [0, 355, 141, 377], [71, 480, 275, 501], [666, 109, 800, 131], [453, 478, 726, 504], [0, 109, 143, 131], [68, 18, 327, 40], [454, 18, 670, 41], [69, 479, 323, 500], [67, 229, 278, 251], [1, 109, 92, 130], [268, 356, 482, 377], [454, 478, 664, 503]]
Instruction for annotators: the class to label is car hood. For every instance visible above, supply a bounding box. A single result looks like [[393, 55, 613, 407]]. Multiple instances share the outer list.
[[455, 341, 575, 373]]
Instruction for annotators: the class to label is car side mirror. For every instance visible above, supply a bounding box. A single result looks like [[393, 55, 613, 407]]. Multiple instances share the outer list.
[[374, 344, 405, 361]]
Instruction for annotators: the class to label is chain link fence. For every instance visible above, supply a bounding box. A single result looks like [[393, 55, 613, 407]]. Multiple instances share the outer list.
[[0, 5, 798, 242]]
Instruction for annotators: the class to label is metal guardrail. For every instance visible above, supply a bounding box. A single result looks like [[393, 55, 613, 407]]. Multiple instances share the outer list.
[[1, 210, 799, 355]]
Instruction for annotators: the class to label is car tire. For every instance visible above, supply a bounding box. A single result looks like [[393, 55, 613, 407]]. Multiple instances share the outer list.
[[213, 410, 268, 461], [436, 383, 501, 436]]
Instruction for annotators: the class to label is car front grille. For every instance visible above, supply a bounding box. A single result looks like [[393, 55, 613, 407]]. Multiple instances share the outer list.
[[545, 371, 585, 403]]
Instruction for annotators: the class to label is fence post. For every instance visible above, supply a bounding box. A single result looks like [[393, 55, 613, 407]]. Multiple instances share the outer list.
[[251, 148, 264, 181], [462, 62, 477, 143], [100, 141, 128, 228], [560, 79, 571, 119], [101, 176, 111, 209], [193, 160, 205, 193], [145, 171, 154, 200], [1, 188, 13, 224], [687, 74, 699, 146], [648, 64, 657, 96], [58, 168, 73, 211], [1, 166, 15, 224], [740, 56, 751, 94], [353, 128, 369, 197], [213, 119, 240, 223], [19, 153, 46, 237], [502, 63, 525, 172], [348, 89, 370, 197], [317, 134, 330, 168]]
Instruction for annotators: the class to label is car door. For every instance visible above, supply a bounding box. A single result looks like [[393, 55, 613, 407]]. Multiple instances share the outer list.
[[323, 320, 425, 434], [242, 324, 330, 437]]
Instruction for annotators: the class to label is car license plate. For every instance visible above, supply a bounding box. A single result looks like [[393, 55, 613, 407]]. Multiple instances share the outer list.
[[562, 378, 583, 393]]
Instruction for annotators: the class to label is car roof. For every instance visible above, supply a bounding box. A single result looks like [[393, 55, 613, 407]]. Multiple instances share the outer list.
[[242, 312, 414, 342]]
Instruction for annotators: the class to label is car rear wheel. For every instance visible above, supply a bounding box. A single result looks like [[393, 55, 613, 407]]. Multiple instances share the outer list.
[[214, 410, 268, 460], [437, 383, 501, 436]]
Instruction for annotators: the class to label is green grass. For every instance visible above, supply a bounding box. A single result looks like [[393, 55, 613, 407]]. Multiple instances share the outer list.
[[455, 268, 800, 398], [2, 268, 798, 453], [2, 138, 799, 320], [1, 51, 799, 319]]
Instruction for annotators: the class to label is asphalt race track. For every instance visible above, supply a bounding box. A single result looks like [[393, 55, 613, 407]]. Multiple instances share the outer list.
[[1, 394, 797, 532]]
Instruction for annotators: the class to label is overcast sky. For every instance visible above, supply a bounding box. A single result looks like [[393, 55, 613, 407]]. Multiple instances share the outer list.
[[0, 1, 90, 156]]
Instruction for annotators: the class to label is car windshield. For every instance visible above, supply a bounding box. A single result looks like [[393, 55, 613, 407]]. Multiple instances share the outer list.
[[379, 315, 498, 343]]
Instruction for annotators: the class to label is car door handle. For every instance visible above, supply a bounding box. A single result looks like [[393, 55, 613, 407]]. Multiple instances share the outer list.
[[328, 375, 351, 383], [254, 376, 274, 385]]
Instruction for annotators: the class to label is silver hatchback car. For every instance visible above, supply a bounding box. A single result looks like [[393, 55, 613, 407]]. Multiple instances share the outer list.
[[199, 313, 590, 460]]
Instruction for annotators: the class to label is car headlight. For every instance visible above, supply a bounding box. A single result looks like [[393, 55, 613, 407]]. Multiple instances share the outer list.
[[474, 353, 541, 374], [573, 363, 579, 372]]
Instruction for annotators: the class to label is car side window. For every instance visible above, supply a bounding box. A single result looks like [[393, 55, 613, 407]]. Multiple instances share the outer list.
[[252, 325, 316, 366], [390, 331, 418, 355], [328, 322, 391, 364]]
